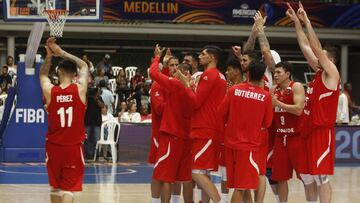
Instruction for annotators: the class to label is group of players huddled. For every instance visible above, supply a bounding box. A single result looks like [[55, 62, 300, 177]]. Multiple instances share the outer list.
[[148, 3, 340, 203], [39, 2, 340, 203]]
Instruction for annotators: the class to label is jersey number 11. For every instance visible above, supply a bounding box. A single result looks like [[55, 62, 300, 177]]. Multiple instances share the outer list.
[[57, 107, 73, 127]]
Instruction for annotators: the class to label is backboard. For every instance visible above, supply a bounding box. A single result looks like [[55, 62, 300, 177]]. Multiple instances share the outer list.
[[3, 0, 102, 22], [304, 72, 315, 84]]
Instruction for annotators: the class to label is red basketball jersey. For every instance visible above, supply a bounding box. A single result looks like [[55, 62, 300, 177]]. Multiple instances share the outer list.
[[300, 70, 340, 136], [46, 84, 86, 145], [273, 82, 300, 136], [218, 83, 273, 151]]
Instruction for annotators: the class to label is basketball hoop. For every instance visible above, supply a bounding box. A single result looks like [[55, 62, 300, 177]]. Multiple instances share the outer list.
[[43, 9, 68, 38]]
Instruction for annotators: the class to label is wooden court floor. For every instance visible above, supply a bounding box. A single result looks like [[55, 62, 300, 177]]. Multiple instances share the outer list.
[[0, 167, 360, 203]]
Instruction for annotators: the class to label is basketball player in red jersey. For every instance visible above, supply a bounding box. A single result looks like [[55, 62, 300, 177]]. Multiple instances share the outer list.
[[287, 3, 340, 203], [218, 60, 273, 203], [148, 65, 167, 203], [150, 45, 194, 203], [233, 11, 281, 202], [40, 37, 88, 203], [270, 62, 308, 202], [185, 45, 226, 203]]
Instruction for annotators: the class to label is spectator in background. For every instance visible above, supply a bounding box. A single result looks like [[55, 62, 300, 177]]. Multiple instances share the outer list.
[[96, 54, 113, 78], [116, 80, 131, 110], [116, 68, 128, 82], [98, 80, 115, 115], [94, 67, 109, 87], [127, 83, 144, 112], [140, 104, 152, 122], [119, 101, 141, 122], [344, 82, 360, 120], [6, 56, 17, 77], [84, 87, 104, 160], [83, 54, 95, 75], [117, 101, 128, 118], [141, 83, 150, 109], [0, 66, 12, 88], [336, 87, 349, 124], [130, 69, 145, 90]]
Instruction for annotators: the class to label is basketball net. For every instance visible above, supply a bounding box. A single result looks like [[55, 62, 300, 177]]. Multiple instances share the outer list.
[[43, 9, 68, 38]]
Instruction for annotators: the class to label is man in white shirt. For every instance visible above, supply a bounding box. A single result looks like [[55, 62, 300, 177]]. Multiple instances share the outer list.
[[337, 90, 349, 124]]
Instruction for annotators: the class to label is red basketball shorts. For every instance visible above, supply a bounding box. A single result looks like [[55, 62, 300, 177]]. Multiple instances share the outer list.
[[191, 138, 219, 171], [46, 142, 84, 191], [225, 148, 260, 190], [152, 134, 192, 183], [219, 144, 226, 167], [306, 127, 335, 175], [272, 134, 308, 181]]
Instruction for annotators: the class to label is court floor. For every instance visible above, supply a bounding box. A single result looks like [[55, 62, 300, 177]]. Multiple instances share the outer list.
[[0, 163, 359, 203]]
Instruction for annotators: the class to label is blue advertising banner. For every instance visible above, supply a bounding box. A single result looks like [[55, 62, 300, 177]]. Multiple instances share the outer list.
[[101, 0, 360, 28], [1, 1, 360, 28], [335, 126, 360, 165]]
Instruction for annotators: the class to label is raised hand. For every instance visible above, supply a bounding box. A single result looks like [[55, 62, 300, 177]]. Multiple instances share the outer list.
[[173, 69, 190, 87], [286, 2, 299, 23], [45, 45, 54, 57], [232, 45, 242, 59], [46, 37, 64, 57], [162, 48, 172, 66], [254, 10, 267, 28], [297, 2, 310, 23], [154, 44, 166, 58]]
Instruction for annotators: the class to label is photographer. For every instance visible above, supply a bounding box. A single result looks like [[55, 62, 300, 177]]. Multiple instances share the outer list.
[[84, 87, 105, 160]]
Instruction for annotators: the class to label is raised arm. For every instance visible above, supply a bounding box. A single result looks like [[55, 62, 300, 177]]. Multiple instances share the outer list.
[[39, 44, 54, 106], [243, 19, 259, 52], [298, 2, 340, 86], [149, 45, 179, 93], [255, 11, 276, 73], [286, 3, 319, 72], [271, 82, 305, 116], [47, 37, 88, 102]]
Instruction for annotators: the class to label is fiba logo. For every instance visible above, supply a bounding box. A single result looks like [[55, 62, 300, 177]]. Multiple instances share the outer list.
[[16, 108, 45, 123], [232, 3, 256, 18]]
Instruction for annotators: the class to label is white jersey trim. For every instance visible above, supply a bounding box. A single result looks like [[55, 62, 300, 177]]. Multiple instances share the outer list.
[[194, 139, 212, 162], [319, 92, 333, 101], [317, 130, 331, 168], [249, 151, 260, 174], [154, 142, 171, 169], [153, 137, 159, 148]]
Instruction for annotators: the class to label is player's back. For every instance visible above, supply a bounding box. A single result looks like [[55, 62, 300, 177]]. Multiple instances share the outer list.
[[224, 83, 273, 150], [46, 83, 86, 145], [302, 70, 339, 131]]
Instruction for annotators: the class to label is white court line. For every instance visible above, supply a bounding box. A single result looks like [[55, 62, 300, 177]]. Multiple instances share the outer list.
[[0, 169, 136, 176]]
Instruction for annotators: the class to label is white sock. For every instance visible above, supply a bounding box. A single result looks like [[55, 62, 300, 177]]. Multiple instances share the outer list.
[[220, 193, 228, 203], [197, 189, 202, 201], [275, 195, 280, 203], [171, 195, 181, 203], [307, 201, 317, 203], [193, 188, 197, 200], [151, 197, 160, 203]]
